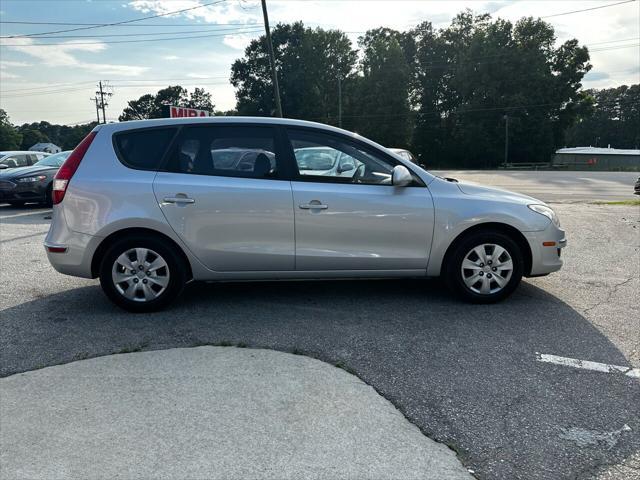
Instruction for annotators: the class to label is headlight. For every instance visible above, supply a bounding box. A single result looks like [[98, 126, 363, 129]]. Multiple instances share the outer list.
[[16, 175, 46, 183], [528, 204, 560, 227]]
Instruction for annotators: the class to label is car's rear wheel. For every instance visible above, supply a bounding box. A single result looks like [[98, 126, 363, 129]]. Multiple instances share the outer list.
[[445, 231, 523, 303], [99, 235, 186, 312]]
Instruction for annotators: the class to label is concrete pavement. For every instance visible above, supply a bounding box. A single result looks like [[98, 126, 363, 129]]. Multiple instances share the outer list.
[[1, 179, 639, 479], [0, 346, 472, 480]]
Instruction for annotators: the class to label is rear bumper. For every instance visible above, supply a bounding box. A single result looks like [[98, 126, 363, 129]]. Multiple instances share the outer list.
[[523, 223, 566, 276], [44, 207, 100, 278]]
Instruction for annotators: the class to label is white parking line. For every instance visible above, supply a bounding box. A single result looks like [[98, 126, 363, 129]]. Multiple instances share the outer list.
[[536, 353, 640, 378]]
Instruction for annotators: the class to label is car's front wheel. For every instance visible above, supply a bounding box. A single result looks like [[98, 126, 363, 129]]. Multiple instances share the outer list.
[[99, 235, 186, 312], [445, 231, 524, 303]]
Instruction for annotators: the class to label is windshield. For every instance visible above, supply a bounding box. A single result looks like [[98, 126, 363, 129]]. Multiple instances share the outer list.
[[35, 151, 71, 167]]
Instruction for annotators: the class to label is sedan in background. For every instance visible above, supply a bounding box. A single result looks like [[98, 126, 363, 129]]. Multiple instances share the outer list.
[[389, 148, 425, 167], [634, 177, 639, 195], [0, 151, 71, 207], [0, 151, 49, 170]]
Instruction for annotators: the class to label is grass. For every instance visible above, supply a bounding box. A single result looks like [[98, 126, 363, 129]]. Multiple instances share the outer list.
[[593, 199, 640, 206]]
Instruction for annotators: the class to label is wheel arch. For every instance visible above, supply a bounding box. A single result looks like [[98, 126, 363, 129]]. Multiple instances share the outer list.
[[440, 222, 533, 277], [90, 227, 193, 280]]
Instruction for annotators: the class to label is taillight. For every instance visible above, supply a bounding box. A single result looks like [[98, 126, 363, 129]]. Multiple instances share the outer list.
[[53, 131, 96, 205]]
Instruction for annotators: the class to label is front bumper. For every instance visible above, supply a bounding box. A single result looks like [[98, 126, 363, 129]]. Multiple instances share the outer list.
[[523, 222, 566, 276]]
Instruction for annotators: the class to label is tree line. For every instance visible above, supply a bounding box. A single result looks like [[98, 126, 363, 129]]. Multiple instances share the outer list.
[[230, 13, 597, 167], [2, 10, 638, 165], [0, 110, 97, 152]]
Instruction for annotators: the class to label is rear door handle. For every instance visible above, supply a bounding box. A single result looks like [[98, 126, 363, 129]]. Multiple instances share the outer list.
[[299, 203, 328, 210], [163, 196, 195, 205]]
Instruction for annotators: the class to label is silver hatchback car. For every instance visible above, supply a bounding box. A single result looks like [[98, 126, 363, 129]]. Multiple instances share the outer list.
[[45, 117, 566, 312]]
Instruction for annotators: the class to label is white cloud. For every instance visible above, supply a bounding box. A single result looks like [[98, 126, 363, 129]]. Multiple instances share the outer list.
[[0, 60, 32, 68], [186, 73, 210, 78], [0, 71, 20, 80], [163, 55, 180, 60], [0, 37, 148, 76], [128, 0, 261, 24], [0, 59, 32, 80], [223, 33, 254, 50]]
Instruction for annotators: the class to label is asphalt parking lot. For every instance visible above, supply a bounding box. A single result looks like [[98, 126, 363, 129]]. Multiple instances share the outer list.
[[1, 171, 638, 480]]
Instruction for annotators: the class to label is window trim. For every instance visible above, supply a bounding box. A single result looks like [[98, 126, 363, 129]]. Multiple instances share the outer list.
[[112, 125, 180, 172], [158, 123, 291, 181], [281, 126, 425, 187]]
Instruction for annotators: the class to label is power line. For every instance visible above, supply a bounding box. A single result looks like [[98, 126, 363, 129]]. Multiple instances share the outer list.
[[2, 0, 228, 38], [0, 81, 97, 93], [540, 0, 637, 19], [0, 21, 259, 27], [0, 77, 233, 94], [3, 25, 264, 39], [0, 29, 264, 46], [319, 99, 625, 121], [1, 81, 230, 97]]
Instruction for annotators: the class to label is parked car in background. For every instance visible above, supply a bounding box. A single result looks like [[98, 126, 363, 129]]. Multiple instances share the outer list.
[[389, 148, 424, 167], [634, 177, 640, 195], [0, 151, 71, 207], [0, 151, 49, 170], [45, 117, 566, 312]]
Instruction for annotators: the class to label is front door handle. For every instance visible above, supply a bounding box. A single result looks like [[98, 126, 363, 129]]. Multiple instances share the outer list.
[[299, 202, 328, 210], [163, 196, 195, 205]]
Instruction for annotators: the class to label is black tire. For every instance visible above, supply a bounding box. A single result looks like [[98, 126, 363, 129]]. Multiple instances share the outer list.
[[99, 234, 187, 312], [444, 231, 524, 303], [8, 201, 25, 207], [43, 184, 53, 207]]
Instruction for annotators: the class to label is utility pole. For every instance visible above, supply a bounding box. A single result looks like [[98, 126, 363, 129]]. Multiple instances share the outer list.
[[95, 81, 113, 123], [337, 75, 342, 128], [503, 114, 509, 165], [260, 0, 283, 118], [90, 96, 100, 123]]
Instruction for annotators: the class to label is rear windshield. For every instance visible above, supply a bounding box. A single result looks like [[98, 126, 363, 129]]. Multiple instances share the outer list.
[[114, 127, 177, 170]]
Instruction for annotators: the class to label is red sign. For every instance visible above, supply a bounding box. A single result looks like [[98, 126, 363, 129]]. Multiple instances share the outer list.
[[169, 106, 210, 118]]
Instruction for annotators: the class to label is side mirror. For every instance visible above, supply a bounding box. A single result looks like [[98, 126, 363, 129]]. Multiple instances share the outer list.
[[392, 165, 412, 187]]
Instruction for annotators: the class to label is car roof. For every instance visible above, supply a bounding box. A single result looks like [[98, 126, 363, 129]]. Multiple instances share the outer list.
[[96, 117, 435, 182], [97, 116, 382, 149], [99, 116, 355, 134], [0, 151, 42, 156]]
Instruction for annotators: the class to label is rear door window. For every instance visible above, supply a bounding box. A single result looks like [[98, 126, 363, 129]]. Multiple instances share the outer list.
[[114, 127, 177, 170], [165, 125, 281, 179]]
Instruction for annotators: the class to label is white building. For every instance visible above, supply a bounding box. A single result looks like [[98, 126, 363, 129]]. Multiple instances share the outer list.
[[553, 147, 639, 170], [29, 142, 61, 154]]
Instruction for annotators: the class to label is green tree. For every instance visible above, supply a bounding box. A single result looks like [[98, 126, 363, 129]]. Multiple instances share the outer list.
[[19, 128, 50, 151], [231, 22, 357, 123], [0, 109, 22, 150], [565, 85, 639, 149], [350, 28, 413, 147], [119, 86, 215, 121], [186, 87, 215, 111], [410, 11, 591, 167]]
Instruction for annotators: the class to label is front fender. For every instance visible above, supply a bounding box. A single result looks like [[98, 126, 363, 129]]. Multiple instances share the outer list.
[[426, 178, 550, 276]]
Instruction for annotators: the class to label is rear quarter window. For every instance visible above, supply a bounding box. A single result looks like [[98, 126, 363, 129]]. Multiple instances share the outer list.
[[114, 127, 177, 170]]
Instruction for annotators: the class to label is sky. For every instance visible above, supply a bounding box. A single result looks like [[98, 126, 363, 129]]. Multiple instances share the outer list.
[[0, 0, 638, 125]]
